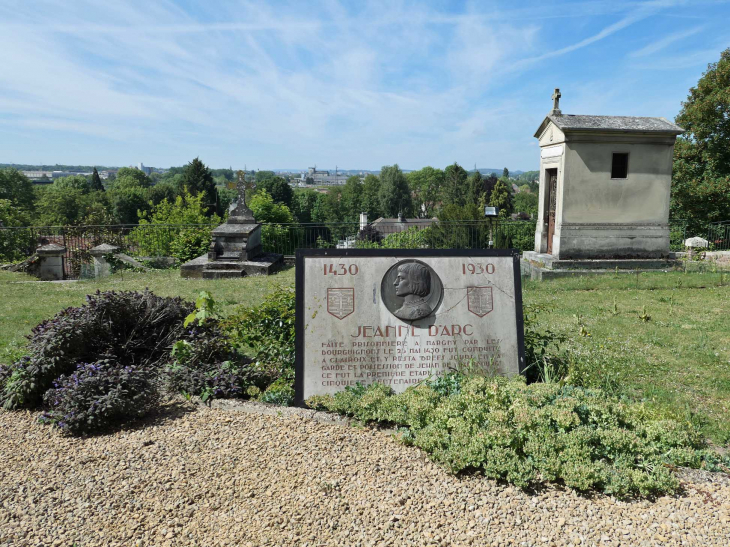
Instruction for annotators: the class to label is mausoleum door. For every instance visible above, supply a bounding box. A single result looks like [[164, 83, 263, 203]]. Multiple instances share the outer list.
[[546, 171, 558, 255]]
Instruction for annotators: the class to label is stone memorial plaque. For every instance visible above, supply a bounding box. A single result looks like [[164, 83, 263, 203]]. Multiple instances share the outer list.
[[295, 249, 525, 404]]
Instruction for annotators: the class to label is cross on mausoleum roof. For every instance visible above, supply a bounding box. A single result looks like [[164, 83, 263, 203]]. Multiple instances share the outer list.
[[551, 88, 562, 116]]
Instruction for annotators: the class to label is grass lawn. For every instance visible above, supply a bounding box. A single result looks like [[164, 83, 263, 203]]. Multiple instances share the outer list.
[[1, 266, 728, 444], [0, 267, 294, 363], [524, 270, 730, 445]]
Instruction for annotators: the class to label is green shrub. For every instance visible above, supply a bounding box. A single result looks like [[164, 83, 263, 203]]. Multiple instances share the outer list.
[[130, 190, 217, 261], [308, 375, 727, 497], [222, 287, 295, 376], [259, 374, 295, 406]]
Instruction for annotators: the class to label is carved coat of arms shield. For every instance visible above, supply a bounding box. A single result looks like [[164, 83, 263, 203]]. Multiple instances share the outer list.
[[327, 288, 355, 320], [467, 286, 493, 317]]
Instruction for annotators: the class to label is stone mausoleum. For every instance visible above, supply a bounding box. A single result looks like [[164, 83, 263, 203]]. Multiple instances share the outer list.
[[522, 89, 684, 279]]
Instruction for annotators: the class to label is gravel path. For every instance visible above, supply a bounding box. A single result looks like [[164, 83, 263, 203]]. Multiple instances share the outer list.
[[1, 403, 729, 547]]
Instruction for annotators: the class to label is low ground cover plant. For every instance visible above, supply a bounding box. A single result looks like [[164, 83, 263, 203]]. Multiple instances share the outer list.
[[308, 374, 729, 498]]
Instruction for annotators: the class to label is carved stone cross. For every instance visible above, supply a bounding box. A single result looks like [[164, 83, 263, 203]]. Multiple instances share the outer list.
[[229, 170, 255, 222], [551, 88, 562, 115], [236, 170, 252, 207]]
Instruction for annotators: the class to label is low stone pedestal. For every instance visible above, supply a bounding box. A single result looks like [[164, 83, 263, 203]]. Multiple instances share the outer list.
[[89, 244, 120, 279], [181, 252, 284, 279], [521, 251, 680, 281], [36, 243, 66, 281]]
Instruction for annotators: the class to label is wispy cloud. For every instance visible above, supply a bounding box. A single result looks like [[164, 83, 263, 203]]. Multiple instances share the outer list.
[[629, 25, 705, 57], [0, 0, 722, 169]]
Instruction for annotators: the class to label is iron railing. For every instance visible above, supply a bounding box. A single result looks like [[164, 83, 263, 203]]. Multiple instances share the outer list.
[[707, 221, 730, 251], [0, 223, 217, 278], [0, 218, 699, 279], [259, 220, 537, 256]]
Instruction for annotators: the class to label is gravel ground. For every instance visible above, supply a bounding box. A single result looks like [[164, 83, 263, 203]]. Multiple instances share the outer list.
[[1, 403, 729, 547]]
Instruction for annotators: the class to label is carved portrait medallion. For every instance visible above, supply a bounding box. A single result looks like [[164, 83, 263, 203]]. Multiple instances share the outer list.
[[380, 260, 443, 321]]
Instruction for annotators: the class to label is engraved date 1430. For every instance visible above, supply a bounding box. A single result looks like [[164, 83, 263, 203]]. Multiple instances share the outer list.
[[324, 263, 359, 276]]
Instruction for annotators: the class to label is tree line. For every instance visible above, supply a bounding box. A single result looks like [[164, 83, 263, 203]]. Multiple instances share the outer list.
[[0, 158, 539, 229], [2, 47, 727, 234]]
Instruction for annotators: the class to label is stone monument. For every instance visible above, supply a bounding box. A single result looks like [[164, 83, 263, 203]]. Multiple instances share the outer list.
[[522, 88, 685, 279], [180, 174, 283, 279], [36, 243, 66, 281], [294, 249, 525, 404]]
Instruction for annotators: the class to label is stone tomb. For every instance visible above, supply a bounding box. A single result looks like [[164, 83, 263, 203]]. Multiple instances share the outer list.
[[294, 249, 525, 404], [522, 88, 685, 279], [180, 177, 283, 279]]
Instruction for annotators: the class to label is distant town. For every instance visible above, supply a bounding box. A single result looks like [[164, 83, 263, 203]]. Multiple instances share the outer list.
[[0, 163, 532, 188]]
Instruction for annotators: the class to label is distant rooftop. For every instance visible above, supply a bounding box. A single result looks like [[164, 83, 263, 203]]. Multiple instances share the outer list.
[[538, 114, 684, 136], [371, 217, 438, 234]]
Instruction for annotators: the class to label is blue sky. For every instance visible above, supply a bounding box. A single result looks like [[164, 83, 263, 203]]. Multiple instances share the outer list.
[[0, 0, 728, 171]]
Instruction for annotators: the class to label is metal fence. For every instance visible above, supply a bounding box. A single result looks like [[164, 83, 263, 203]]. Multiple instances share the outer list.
[[708, 221, 730, 251], [0, 223, 217, 278], [0, 219, 699, 279], [260, 220, 538, 256]]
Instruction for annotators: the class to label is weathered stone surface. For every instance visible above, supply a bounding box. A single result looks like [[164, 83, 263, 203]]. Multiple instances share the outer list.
[[181, 252, 283, 279], [36, 244, 66, 281], [533, 95, 682, 261], [89, 243, 120, 257], [685, 236, 709, 248], [298, 252, 523, 400]]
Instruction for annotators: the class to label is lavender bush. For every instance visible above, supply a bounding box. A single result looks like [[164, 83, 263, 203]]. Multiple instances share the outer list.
[[0, 290, 193, 410], [40, 359, 157, 435]]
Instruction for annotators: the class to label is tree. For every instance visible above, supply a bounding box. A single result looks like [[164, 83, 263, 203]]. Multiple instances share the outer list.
[[407, 167, 444, 217], [180, 158, 216, 213], [109, 185, 151, 225], [513, 192, 538, 217], [0, 198, 31, 227], [255, 171, 276, 184], [291, 189, 319, 223], [502, 167, 509, 179], [360, 174, 382, 219], [249, 190, 294, 224], [671, 48, 730, 234], [489, 178, 514, 219], [442, 163, 468, 207], [340, 175, 363, 222], [138, 190, 220, 226], [115, 167, 150, 187], [90, 167, 104, 192], [35, 187, 108, 226], [482, 173, 499, 205], [466, 170, 484, 206], [53, 175, 90, 193], [312, 188, 344, 224], [256, 176, 293, 208], [379, 165, 412, 217], [0, 168, 35, 213]]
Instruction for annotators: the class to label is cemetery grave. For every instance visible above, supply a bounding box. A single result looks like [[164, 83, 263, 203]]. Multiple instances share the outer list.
[[0, 261, 728, 545]]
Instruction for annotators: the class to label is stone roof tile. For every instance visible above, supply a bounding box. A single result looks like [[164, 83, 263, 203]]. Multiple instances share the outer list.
[[548, 114, 684, 133]]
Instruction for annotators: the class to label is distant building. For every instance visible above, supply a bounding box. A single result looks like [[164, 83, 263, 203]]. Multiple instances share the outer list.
[[370, 214, 438, 236], [21, 170, 54, 182], [137, 162, 152, 175], [301, 166, 353, 185]]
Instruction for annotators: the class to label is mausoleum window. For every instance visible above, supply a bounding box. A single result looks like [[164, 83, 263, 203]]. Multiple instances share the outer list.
[[611, 153, 629, 179]]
